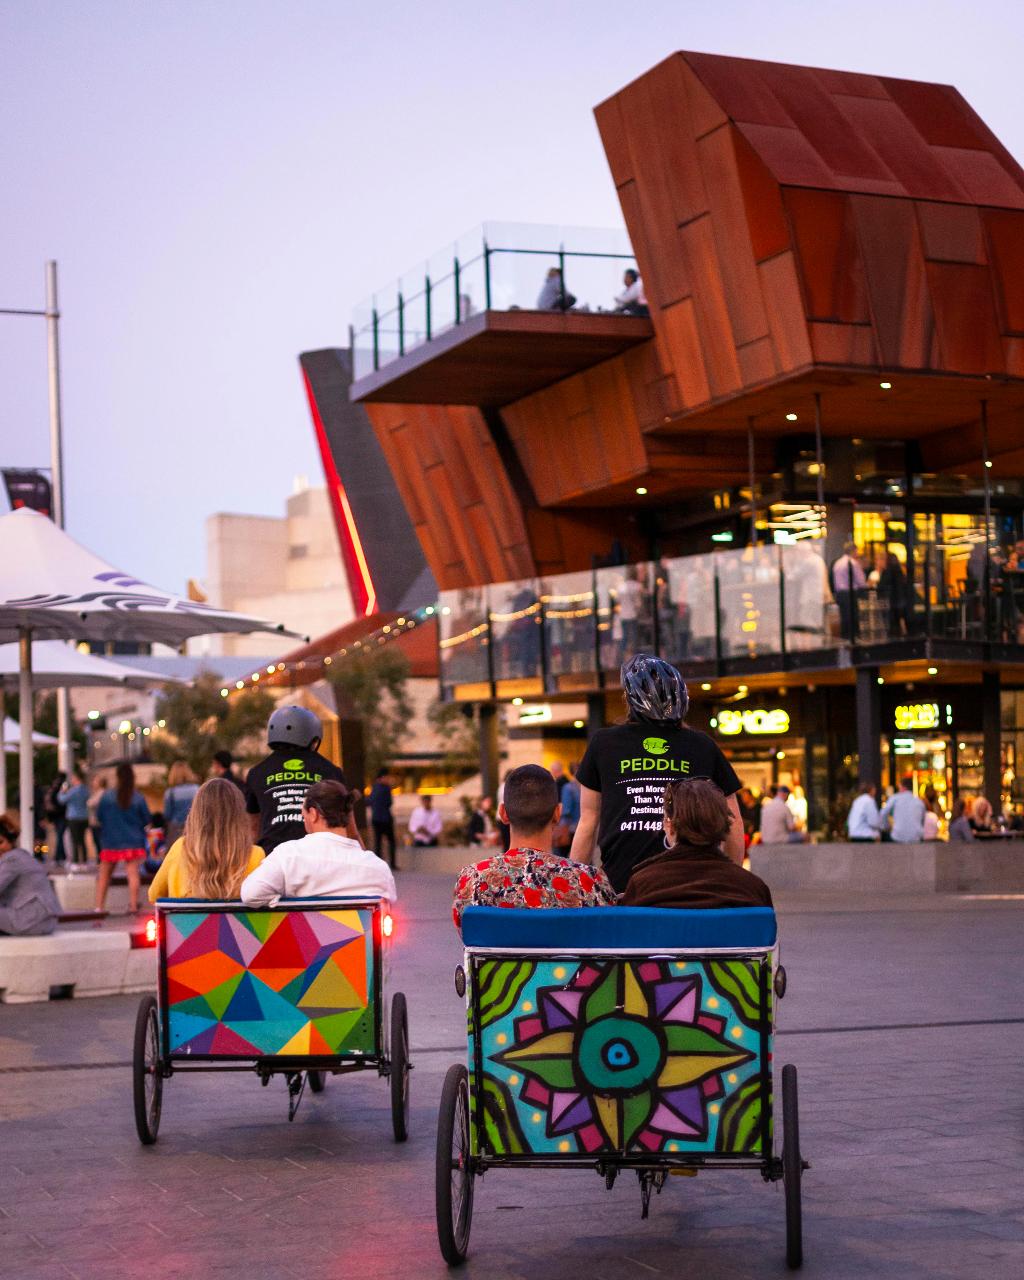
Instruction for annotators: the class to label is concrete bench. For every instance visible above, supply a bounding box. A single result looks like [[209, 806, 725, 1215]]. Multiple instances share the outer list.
[[0, 929, 157, 1004], [49, 870, 98, 913], [751, 841, 1024, 894]]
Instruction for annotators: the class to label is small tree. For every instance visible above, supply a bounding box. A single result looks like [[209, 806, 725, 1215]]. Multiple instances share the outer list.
[[325, 645, 412, 778], [427, 699, 480, 774], [150, 673, 275, 778]]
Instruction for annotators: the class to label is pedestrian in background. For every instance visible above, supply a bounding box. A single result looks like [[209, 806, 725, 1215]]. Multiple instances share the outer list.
[[879, 775, 925, 843], [211, 749, 246, 792], [87, 772, 106, 861], [760, 785, 808, 844], [369, 767, 397, 867], [162, 761, 199, 847], [59, 767, 91, 864], [95, 763, 150, 914], [45, 771, 68, 864], [408, 793, 443, 847], [846, 782, 880, 842], [148, 778, 263, 901], [947, 799, 975, 842]]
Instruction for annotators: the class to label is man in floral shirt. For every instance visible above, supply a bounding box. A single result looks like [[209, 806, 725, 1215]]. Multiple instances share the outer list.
[[452, 764, 616, 934]]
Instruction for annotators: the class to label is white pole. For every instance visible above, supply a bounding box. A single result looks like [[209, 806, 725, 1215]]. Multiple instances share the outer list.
[[0, 715, 7, 812], [46, 260, 75, 779], [18, 629, 34, 852]]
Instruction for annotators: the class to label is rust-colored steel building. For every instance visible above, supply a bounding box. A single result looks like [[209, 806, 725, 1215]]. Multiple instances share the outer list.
[[309, 51, 1024, 833]]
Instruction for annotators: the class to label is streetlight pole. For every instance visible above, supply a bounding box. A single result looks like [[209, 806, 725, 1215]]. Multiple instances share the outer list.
[[45, 262, 75, 778]]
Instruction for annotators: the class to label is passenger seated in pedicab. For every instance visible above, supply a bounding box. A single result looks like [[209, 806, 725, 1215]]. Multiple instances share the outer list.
[[240, 780, 396, 906], [621, 777, 773, 910], [148, 779, 264, 901], [452, 764, 616, 934]]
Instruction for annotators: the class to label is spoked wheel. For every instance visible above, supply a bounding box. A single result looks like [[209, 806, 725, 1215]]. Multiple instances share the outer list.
[[390, 992, 410, 1142], [132, 995, 163, 1145], [308, 1071, 327, 1094], [436, 1063, 474, 1265], [782, 1063, 803, 1269]]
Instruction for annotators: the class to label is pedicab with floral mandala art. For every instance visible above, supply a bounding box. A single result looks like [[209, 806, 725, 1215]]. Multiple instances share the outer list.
[[436, 904, 807, 1268], [132, 896, 409, 1142]]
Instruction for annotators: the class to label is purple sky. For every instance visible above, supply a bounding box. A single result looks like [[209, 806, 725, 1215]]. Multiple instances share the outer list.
[[2, 0, 1022, 594]]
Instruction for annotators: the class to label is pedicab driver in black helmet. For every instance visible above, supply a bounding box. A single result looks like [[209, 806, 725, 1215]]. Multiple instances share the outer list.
[[244, 706, 360, 853], [569, 654, 744, 894]]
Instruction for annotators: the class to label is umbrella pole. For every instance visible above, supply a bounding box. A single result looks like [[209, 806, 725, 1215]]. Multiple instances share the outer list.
[[18, 629, 34, 854], [0, 707, 7, 811]]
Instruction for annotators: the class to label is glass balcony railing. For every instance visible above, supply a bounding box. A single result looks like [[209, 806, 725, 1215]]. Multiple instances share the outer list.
[[352, 222, 639, 380], [437, 536, 1024, 698]]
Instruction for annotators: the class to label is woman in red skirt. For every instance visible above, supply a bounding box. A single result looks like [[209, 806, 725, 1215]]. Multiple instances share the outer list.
[[95, 762, 151, 914]]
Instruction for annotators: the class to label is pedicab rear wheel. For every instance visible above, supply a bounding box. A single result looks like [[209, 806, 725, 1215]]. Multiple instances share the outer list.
[[308, 1071, 327, 1093], [133, 995, 163, 1145], [436, 1063, 474, 1265], [390, 991, 410, 1142], [782, 1063, 803, 1269]]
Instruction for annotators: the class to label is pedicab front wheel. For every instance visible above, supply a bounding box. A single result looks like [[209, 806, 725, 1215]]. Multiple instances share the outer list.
[[390, 991, 410, 1141], [308, 1071, 327, 1093], [132, 994, 163, 1145], [782, 1063, 803, 1269], [436, 1063, 474, 1265]]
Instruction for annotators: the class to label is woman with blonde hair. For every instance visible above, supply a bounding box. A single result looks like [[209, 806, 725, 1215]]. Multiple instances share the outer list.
[[148, 778, 263, 900]]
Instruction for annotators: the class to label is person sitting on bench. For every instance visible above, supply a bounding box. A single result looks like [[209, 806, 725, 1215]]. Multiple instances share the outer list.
[[148, 779, 264, 901], [452, 764, 616, 934], [0, 810, 60, 936], [621, 778, 773, 910]]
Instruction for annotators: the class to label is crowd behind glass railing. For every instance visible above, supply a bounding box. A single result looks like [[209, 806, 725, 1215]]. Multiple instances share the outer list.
[[352, 222, 643, 379], [438, 534, 1024, 694]]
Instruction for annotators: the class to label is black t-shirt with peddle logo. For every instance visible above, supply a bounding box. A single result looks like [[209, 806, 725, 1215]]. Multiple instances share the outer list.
[[244, 747, 346, 853], [575, 721, 740, 893]]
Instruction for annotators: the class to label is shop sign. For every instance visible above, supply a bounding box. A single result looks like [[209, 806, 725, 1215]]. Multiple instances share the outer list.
[[893, 702, 940, 732], [717, 707, 791, 736], [518, 704, 551, 724]]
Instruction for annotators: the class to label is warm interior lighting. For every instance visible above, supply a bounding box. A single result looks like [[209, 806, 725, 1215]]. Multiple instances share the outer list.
[[785, 413, 798, 421], [880, 381, 892, 390], [985, 460, 993, 468], [220, 688, 229, 697], [573, 719, 585, 729], [635, 486, 648, 495], [776, 751, 786, 760], [512, 697, 524, 706], [927, 666, 938, 675], [700, 682, 712, 691]]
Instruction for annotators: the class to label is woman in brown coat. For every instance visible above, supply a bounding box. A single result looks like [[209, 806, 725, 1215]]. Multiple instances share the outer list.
[[621, 777, 773, 910]]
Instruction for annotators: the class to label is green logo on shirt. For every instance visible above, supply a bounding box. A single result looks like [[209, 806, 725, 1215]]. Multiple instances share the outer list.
[[282, 758, 304, 771], [642, 737, 669, 755]]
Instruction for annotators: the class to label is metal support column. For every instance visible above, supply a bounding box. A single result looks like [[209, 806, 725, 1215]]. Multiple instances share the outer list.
[[747, 417, 757, 547], [478, 703, 499, 798], [46, 262, 74, 780], [982, 670, 1001, 810], [980, 400, 994, 640], [855, 666, 882, 790], [586, 692, 606, 737]]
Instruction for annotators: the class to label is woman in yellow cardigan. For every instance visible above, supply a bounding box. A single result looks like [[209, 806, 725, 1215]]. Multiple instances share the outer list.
[[149, 778, 263, 900]]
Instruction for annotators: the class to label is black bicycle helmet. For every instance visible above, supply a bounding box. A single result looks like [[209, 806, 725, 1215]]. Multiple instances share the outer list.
[[267, 705, 322, 750], [621, 653, 689, 723]]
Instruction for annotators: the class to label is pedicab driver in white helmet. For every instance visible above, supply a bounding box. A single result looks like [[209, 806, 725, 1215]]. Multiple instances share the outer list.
[[244, 706, 362, 853], [569, 654, 744, 894]]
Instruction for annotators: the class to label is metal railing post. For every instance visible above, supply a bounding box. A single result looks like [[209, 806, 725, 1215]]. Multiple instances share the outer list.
[[372, 308, 380, 371], [558, 246, 567, 309], [713, 568, 723, 672], [778, 542, 787, 661], [454, 257, 461, 324], [484, 597, 496, 699], [397, 292, 405, 357], [484, 242, 492, 311], [425, 275, 432, 341], [924, 550, 932, 638]]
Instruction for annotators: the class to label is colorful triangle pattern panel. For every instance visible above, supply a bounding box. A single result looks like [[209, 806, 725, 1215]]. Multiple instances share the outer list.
[[166, 908, 376, 1058]]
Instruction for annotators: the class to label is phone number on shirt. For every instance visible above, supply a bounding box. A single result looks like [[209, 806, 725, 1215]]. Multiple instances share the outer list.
[[618, 819, 665, 832]]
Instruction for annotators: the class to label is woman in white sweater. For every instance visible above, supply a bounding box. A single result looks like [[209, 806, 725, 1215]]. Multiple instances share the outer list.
[[240, 780, 396, 907]]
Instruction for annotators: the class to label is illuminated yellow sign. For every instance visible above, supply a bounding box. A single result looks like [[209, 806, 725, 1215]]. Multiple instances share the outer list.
[[717, 708, 791, 736], [894, 702, 940, 732]]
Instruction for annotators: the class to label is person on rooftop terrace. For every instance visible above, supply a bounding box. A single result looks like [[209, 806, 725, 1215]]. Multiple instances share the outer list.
[[621, 778, 773, 910], [452, 764, 615, 935], [570, 654, 744, 893]]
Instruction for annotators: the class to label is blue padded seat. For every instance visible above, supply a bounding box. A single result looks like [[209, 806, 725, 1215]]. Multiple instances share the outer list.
[[460, 905, 777, 950]]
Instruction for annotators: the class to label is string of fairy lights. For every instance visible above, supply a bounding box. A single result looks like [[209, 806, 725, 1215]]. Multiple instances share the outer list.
[[217, 603, 439, 699]]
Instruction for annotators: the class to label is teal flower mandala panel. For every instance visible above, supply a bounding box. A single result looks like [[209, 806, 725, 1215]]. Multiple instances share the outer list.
[[473, 957, 771, 1157]]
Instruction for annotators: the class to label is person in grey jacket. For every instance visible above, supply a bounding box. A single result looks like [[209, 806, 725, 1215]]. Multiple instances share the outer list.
[[0, 811, 60, 936]]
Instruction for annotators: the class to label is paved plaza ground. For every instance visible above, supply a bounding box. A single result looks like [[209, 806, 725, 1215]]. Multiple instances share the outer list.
[[1, 874, 1022, 1279]]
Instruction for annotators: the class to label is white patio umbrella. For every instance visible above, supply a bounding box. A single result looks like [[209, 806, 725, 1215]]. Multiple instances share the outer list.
[[0, 640, 187, 814], [2, 717, 58, 748], [0, 507, 303, 846]]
